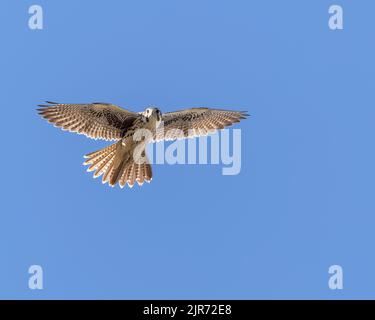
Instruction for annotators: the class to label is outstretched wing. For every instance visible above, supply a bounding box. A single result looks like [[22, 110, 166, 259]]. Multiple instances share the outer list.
[[37, 102, 138, 141], [153, 108, 248, 141]]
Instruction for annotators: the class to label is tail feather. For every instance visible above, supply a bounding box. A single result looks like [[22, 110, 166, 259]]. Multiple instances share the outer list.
[[136, 164, 144, 185], [118, 155, 152, 189], [83, 142, 153, 188], [119, 158, 132, 188], [134, 163, 141, 185], [93, 153, 116, 178], [144, 162, 152, 181], [136, 162, 152, 185], [128, 162, 136, 188], [83, 145, 116, 175], [87, 151, 113, 173], [84, 143, 116, 161], [102, 158, 116, 185], [109, 155, 130, 186]]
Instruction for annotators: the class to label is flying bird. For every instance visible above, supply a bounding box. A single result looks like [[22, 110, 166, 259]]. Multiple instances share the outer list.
[[37, 102, 248, 188]]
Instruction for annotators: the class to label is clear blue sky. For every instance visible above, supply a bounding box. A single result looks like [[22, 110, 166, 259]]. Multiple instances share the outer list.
[[1, 0, 374, 299]]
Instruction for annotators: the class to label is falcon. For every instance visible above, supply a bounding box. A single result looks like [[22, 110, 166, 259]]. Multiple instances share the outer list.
[[37, 102, 248, 188]]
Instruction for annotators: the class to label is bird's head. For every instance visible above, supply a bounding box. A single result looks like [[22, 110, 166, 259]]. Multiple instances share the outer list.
[[141, 107, 162, 127]]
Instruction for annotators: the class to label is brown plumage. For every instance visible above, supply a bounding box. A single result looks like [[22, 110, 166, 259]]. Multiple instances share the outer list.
[[38, 102, 248, 188], [154, 108, 248, 141], [37, 102, 137, 141]]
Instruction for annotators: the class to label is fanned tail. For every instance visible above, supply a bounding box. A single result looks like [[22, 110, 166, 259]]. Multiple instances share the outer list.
[[83, 142, 152, 188]]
